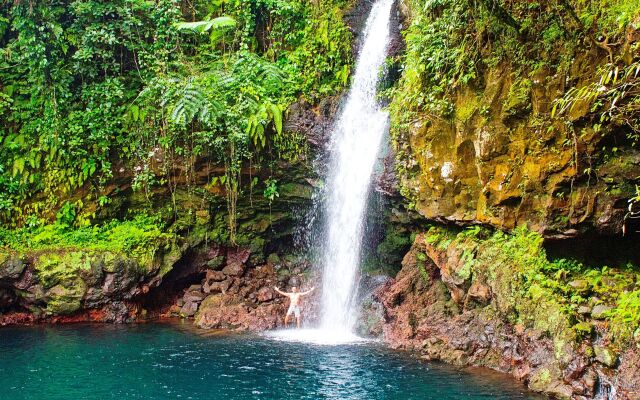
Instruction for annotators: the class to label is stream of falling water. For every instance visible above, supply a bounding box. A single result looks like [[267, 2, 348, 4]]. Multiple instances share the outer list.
[[267, 0, 394, 345], [318, 0, 394, 336]]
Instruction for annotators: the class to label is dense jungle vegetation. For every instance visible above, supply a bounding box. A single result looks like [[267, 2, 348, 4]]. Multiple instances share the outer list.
[[0, 0, 353, 238]]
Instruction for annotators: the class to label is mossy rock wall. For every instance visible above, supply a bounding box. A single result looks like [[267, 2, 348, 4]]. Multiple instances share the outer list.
[[396, 62, 639, 235], [0, 248, 171, 321], [390, 0, 640, 237]]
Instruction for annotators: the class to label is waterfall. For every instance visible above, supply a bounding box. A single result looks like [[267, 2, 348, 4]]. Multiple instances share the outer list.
[[319, 0, 394, 335]]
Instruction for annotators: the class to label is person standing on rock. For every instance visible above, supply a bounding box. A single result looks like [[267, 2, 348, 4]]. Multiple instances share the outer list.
[[274, 286, 315, 328]]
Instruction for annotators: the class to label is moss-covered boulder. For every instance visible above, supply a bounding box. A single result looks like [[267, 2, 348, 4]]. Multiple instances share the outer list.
[[0, 217, 184, 323]]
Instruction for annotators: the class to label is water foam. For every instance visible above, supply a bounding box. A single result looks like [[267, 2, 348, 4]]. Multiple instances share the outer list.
[[264, 329, 369, 346]]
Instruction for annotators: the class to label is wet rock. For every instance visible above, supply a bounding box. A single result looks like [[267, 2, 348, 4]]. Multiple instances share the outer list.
[[205, 279, 231, 295], [564, 356, 589, 380], [45, 285, 84, 315], [617, 346, 640, 399], [256, 287, 274, 303], [579, 367, 598, 398], [529, 368, 573, 399], [102, 273, 117, 294], [83, 287, 106, 308], [193, 257, 313, 331], [0, 255, 25, 280], [203, 270, 228, 294], [577, 305, 591, 315], [568, 279, 590, 293], [180, 286, 206, 315], [466, 280, 492, 305], [279, 183, 313, 199], [591, 304, 612, 319], [283, 97, 340, 148], [594, 345, 618, 367], [102, 302, 130, 323], [180, 301, 199, 317], [226, 248, 251, 266], [186, 284, 203, 293], [183, 290, 205, 304], [206, 270, 226, 282], [14, 267, 36, 290], [377, 232, 622, 400]]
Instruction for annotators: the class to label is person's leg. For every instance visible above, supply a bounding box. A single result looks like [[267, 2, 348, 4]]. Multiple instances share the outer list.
[[284, 314, 290, 327], [296, 315, 301, 328]]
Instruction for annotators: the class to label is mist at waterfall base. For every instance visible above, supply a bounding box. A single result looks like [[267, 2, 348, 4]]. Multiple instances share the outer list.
[[0, 323, 544, 400], [269, 0, 394, 344]]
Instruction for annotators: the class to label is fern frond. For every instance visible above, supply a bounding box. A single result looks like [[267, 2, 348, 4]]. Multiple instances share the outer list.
[[170, 78, 207, 125], [175, 16, 236, 44]]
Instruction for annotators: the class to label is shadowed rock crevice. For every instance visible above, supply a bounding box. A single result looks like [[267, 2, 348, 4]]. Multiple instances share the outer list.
[[134, 249, 208, 317], [544, 233, 640, 267]]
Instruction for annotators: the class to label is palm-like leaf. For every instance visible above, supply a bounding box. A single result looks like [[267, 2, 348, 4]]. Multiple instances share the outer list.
[[175, 16, 236, 44]]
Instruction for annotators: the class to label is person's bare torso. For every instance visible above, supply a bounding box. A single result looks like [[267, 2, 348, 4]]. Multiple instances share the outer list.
[[287, 293, 302, 306]]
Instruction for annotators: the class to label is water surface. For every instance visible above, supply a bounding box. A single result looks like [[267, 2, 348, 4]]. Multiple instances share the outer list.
[[0, 322, 544, 399]]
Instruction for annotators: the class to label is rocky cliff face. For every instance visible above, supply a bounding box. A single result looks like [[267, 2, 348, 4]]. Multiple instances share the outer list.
[[377, 2, 640, 397], [394, 60, 640, 237], [389, 0, 640, 238], [0, 248, 178, 324], [374, 227, 640, 399]]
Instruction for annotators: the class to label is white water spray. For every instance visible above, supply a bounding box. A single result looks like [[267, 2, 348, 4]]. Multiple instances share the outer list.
[[319, 0, 394, 335]]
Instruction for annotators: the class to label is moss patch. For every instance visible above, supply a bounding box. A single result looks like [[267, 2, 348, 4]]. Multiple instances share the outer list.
[[424, 225, 640, 347]]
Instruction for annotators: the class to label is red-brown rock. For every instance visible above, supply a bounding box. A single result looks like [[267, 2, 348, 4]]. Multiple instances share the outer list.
[[256, 287, 274, 302], [222, 263, 244, 277]]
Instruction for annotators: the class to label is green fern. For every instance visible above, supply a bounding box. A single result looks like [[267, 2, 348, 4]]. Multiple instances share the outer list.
[[166, 77, 223, 126], [246, 102, 284, 151], [170, 78, 207, 125]]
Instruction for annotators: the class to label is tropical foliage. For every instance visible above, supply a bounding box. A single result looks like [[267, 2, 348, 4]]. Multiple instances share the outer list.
[[0, 0, 353, 241], [387, 0, 640, 130]]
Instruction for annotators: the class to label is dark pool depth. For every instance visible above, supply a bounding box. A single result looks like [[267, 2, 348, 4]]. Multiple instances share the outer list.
[[0, 322, 544, 399]]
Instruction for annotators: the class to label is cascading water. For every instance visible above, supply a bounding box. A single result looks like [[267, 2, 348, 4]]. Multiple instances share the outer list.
[[319, 0, 394, 335], [266, 0, 393, 345]]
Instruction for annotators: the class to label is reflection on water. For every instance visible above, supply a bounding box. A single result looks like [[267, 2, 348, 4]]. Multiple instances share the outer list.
[[0, 322, 545, 400]]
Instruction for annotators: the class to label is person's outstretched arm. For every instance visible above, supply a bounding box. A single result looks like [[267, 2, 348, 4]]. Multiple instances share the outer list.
[[274, 287, 288, 296], [300, 287, 315, 296]]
